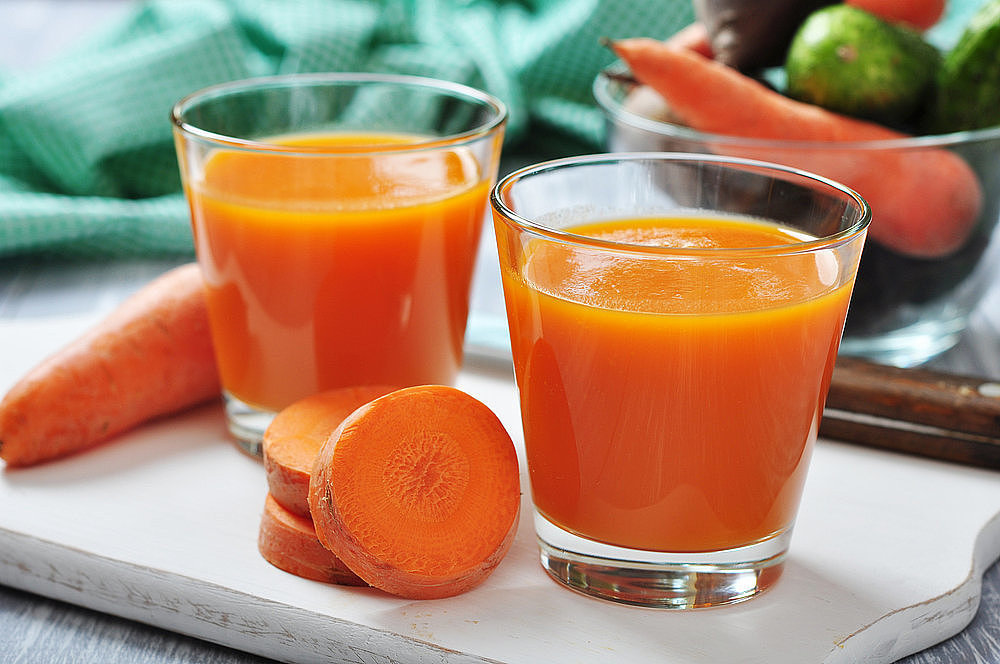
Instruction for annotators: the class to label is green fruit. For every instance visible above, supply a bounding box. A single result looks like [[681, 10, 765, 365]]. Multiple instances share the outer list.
[[926, 0, 1000, 133], [785, 5, 941, 125]]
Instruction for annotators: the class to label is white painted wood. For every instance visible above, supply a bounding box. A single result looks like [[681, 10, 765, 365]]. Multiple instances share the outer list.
[[1, 312, 998, 664]]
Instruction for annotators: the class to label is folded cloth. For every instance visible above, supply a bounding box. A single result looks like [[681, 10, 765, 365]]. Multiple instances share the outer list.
[[0, 0, 693, 258]]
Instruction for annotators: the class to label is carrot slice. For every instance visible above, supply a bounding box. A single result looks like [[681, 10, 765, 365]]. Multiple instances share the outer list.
[[263, 386, 398, 517], [308, 385, 521, 600], [258, 493, 367, 586], [0, 263, 220, 468]]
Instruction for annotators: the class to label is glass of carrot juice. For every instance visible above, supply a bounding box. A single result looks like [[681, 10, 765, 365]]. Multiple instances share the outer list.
[[491, 153, 870, 608], [171, 74, 506, 455]]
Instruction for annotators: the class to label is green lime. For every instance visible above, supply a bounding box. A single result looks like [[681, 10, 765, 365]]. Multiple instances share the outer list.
[[785, 5, 941, 126], [926, 0, 1000, 133]]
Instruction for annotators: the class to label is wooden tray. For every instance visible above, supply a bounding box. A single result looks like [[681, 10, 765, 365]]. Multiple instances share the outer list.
[[2, 312, 999, 664]]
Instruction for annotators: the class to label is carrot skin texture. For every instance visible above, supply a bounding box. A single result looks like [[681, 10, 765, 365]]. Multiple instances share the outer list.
[[0, 263, 221, 468], [263, 386, 398, 517], [258, 493, 367, 585], [309, 385, 521, 600], [612, 38, 983, 258]]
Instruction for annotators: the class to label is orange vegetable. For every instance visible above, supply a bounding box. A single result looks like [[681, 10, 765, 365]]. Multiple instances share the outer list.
[[258, 493, 367, 586], [0, 263, 221, 468], [308, 385, 520, 600], [611, 38, 983, 258], [846, 0, 946, 30], [263, 386, 398, 517]]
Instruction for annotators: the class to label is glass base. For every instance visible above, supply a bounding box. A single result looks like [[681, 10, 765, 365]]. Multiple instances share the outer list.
[[534, 512, 788, 609], [222, 392, 276, 459]]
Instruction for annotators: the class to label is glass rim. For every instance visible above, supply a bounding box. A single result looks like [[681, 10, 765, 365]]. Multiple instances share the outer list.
[[171, 72, 508, 154], [593, 68, 1000, 151], [490, 152, 872, 258]]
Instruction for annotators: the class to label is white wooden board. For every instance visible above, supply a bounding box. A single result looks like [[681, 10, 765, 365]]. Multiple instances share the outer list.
[[1, 312, 999, 664]]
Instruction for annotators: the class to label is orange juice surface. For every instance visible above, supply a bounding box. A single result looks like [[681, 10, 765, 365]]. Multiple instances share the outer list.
[[186, 133, 489, 411], [500, 215, 853, 552]]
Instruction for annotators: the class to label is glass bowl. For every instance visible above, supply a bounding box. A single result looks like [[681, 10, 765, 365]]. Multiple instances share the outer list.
[[594, 70, 1000, 367]]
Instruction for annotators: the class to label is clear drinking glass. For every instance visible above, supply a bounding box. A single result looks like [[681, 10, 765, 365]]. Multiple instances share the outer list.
[[172, 73, 506, 455], [491, 153, 870, 608]]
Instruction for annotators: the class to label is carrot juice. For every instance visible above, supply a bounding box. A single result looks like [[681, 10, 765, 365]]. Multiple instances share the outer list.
[[499, 215, 853, 553], [185, 132, 490, 412]]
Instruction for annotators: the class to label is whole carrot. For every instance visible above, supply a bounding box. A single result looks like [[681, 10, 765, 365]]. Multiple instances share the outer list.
[[611, 38, 983, 258], [0, 263, 221, 468]]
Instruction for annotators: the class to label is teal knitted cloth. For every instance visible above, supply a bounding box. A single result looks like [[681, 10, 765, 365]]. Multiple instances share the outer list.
[[0, 0, 694, 258]]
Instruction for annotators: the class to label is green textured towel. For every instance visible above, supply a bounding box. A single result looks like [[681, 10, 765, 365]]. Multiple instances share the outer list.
[[0, 0, 694, 258]]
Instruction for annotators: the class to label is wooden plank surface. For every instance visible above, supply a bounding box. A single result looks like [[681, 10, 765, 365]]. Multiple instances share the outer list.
[[1, 297, 999, 664]]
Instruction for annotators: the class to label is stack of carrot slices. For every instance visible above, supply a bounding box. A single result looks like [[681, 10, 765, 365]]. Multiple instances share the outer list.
[[259, 386, 396, 586], [258, 385, 521, 600]]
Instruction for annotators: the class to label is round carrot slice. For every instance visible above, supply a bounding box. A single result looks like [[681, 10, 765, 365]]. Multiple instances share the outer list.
[[308, 385, 521, 600], [258, 493, 367, 586], [263, 386, 397, 516]]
